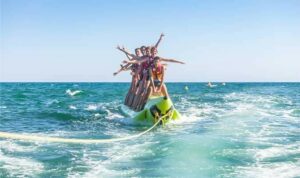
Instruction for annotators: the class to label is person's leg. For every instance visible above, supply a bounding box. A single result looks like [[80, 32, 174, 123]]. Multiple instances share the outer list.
[[125, 76, 135, 105], [127, 81, 135, 107], [137, 81, 153, 111], [128, 76, 139, 107], [128, 80, 139, 107], [129, 72, 142, 108], [160, 83, 169, 98], [124, 82, 132, 105], [132, 77, 146, 109], [135, 79, 151, 111]]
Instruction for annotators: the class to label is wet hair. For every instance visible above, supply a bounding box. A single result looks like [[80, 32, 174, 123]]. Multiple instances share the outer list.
[[140, 46, 146, 50], [154, 56, 160, 62], [151, 46, 157, 52], [145, 46, 151, 50], [135, 48, 141, 52]]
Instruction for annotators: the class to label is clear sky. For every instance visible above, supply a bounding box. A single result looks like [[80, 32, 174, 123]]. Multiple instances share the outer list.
[[1, 0, 299, 82]]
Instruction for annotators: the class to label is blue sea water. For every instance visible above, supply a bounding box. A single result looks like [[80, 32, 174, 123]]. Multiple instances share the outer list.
[[0, 82, 299, 178]]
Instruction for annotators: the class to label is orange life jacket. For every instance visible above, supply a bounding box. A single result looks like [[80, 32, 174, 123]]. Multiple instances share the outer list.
[[151, 63, 163, 80]]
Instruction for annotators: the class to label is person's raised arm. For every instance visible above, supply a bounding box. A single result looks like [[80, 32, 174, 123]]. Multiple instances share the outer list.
[[122, 47, 133, 61], [117, 46, 144, 61], [160, 58, 185, 64], [123, 57, 148, 64], [113, 63, 132, 76], [155, 33, 164, 48], [124, 51, 131, 60], [116, 45, 137, 58]]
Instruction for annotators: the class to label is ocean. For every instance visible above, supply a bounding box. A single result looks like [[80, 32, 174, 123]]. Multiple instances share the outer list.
[[0, 82, 299, 178]]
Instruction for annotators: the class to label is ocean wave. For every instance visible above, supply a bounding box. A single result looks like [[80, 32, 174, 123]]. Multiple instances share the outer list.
[[0, 106, 7, 109], [0, 150, 44, 177], [13, 92, 27, 98], [106, 109, 124, 120], [38, 111, 81, 121], [66, 89, 83, 96], [69, 105, 77, 110], [0, 140, 38, 153], [254, 143, 300, 161], [66, 141, 156, 177], [234, 162, 300, 178], [45, 99, 61, 106], [94, 113, 101, 118], [291, 109, 300, 117], [85, 104, 98, 111]]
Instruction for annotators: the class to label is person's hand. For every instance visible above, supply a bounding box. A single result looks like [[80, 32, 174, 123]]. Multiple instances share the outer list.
[[116, 45, 121, 50], [120, 64, 126, 69], [113, 72, 117, 76], [180, 61, 185, 64], [156, 85, 162, 92], [123, 60, 128, 64], [123, 46, 130, 53], [161, 33, 165, 37]]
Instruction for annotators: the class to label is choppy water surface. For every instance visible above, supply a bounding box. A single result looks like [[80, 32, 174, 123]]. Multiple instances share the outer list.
[[0, 83, 299, 178]]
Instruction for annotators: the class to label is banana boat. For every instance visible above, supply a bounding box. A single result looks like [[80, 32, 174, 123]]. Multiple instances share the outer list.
[[134, 96, 181, 125]]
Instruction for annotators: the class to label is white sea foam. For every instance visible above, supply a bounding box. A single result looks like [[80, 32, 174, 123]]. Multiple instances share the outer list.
[[0, 150, 44, 177], [94, 113, 101, 117], [106, 109, 124, 120], [66, 141, 156, 177], [120, 105, 136, 118], [254, 143, 300, 161], [170, 115, 201, 125], [0, 140, 37, 153], [45, 99, 60, 106], [69, 105, 77, 110], [215, 92, 300, 178], [66, 89, 82, 96], [235, 162, 300, 178], [85, 104, 98, 111]]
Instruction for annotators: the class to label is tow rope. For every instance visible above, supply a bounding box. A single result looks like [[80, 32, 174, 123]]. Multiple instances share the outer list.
[[0, 115, 167, 144]]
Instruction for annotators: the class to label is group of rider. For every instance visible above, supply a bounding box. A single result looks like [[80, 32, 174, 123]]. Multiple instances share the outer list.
[[114, 34, 185, 111]]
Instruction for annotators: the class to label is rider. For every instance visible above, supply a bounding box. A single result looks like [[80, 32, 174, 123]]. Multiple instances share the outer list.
[[125, 48, 143, 106], [137, 56, 169, 111], [150, 56, 169, 97], [115, 47, 143, 106], [113, 47, 142, 76], [131, 46, 153, 110]]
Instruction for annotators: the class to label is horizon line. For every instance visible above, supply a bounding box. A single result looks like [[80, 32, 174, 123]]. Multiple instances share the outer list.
[[1, 81, 299, 83]]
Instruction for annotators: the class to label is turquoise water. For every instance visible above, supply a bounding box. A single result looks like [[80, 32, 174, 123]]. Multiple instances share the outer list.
[[0, 83, 299, 178]]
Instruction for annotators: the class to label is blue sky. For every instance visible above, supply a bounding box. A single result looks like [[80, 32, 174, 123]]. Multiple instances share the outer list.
[[1, 0, 299, 82]]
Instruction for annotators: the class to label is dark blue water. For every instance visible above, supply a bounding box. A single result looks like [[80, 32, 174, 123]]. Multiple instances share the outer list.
[[0, 83, 299, 177]]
